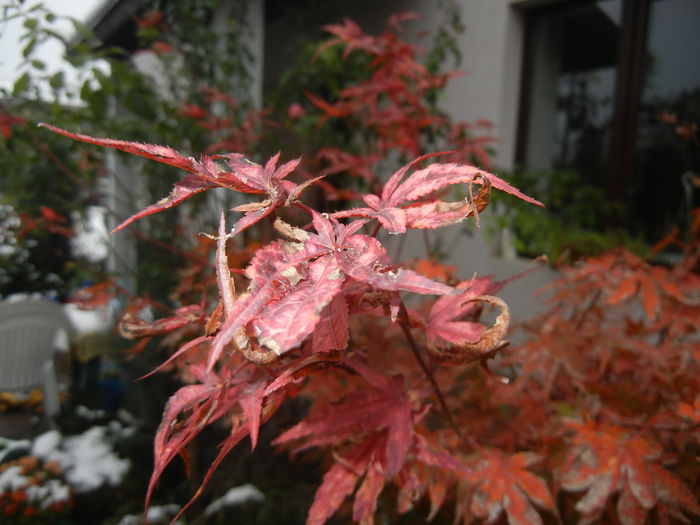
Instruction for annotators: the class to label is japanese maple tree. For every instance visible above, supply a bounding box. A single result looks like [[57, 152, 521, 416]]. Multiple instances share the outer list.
[[43, 99, 700, 525], [42, 119, 545, 524], [38, 11, 700, 525]]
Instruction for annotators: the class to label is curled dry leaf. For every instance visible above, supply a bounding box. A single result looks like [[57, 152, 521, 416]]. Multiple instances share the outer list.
[[426, 295, 510, 365], [214, 219, 279, 366], [118, 305, 205, 339]]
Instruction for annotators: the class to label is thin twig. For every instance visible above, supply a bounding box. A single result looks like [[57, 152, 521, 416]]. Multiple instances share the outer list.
[[28, 129, 205, 264], [422, 229, 432, 257], [573, 289, 602, 330], [397, 300, 467, 443], [393, 229, 407, 261]]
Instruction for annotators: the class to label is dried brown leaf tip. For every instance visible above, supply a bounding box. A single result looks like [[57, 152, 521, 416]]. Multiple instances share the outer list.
[[426, 295, 510, 366]]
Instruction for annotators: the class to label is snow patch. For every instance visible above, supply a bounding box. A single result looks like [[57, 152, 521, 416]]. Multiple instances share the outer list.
[[31, 430, 62, 457], [116, 504, 182, 525], [0, 436, 31, 462], [75, 404, 106, 420], [0, 465, 72, 509], [28, 426, 130, 493], [0, 465, 26, 491], [26, 479, 72, 509], [203, 483, 264, 516]]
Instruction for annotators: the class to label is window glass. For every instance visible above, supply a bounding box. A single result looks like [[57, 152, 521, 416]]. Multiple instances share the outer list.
[[524, 0, 622, 188], [633, 0, 700, 238]]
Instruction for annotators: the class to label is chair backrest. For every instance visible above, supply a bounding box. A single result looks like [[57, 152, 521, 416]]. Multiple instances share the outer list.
[[0, 299, 75, 391]]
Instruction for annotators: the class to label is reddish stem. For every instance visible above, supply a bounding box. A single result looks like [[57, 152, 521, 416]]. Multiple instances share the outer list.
[[397, 300, 469, 445]]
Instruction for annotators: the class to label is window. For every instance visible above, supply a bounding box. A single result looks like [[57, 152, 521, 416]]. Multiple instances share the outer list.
[[518, 0, 700, 240]]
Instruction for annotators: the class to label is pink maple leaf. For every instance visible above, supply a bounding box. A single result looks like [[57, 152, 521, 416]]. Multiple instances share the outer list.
[[39, 125, 303, 235], [424, 277, 495, 347], [208, 211, 453, 369], [333, 153, 543, 234], [274, 358, 415, 477]]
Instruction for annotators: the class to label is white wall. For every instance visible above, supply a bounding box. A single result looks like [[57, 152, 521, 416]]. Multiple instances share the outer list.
[[436, 1, 525, 171]]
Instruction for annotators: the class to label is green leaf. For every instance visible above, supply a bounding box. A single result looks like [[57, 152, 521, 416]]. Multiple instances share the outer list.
[[93, 68, 114, 95], [80, 79, 91, 100], [22, 17, 38, 30], [22, 37, 37, 57], [49, 71, 64, 90], [70, 18, 94, 41], [30, 59, 45, 70], [85, 89, 108, 119], [12, 72, 30, 95]]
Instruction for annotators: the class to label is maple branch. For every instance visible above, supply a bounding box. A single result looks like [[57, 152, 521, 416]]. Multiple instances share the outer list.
[[393, 229, 407, 261], [293, 201, 315, 216], [397, 300, 468, 444], [619, 420, 700, 433], [28, 128, 204, 265], [573, 289, 602, 330], [422, 229, 432, 257]]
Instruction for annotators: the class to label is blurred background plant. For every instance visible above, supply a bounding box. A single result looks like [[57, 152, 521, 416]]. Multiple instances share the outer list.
[[491, 167, 647, 265]]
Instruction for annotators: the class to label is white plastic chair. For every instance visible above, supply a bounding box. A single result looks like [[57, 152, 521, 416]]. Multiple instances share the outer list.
[[0, 299, 75, 419]]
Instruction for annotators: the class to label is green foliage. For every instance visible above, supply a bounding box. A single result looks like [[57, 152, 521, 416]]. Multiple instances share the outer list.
[[263, 39, 372, 158], [0, 0, 260, 299], [493, 167, 646, 263]]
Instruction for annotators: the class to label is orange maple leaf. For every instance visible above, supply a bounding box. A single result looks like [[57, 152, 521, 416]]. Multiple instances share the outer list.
[[461, 450, 556, 525], [560, 421, 700, 525]]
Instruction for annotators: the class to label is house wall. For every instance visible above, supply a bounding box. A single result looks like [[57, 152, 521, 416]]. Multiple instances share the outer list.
[[440, 1, 525, 172]]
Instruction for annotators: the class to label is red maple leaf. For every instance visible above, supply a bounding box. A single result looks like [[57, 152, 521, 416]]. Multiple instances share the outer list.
[[303, 435, 383, 525], [0, 110, 25, 139], [68, 279, 121, 309], [311, 146, 379, 183], [423, 277, 494, 347], [146, 349, 345, 522], [273, 358, 440, 525], [316, 18, 382, 58], [312, 294, 349, 352], [118, 304, 205, 339], [421, 281, 511, 366]]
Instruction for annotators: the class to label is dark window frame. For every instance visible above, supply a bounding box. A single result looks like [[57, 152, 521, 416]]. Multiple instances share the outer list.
[[515, 0, 651, 206]]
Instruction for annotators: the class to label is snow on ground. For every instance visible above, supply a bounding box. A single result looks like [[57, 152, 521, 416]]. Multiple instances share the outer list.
[[0, 407, 144, 515], [1, 410, 264, 521], [0, 436, 31, 463], [25, 477, 71, 509], [31, 426, 130, 492], [0, 464, 72, 509], [0, 409, 135, 495], [115, 484, 264, 524], [116, 504, 182, 525], [203, 483, 265, 516], [74, 404, 107, 420]]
